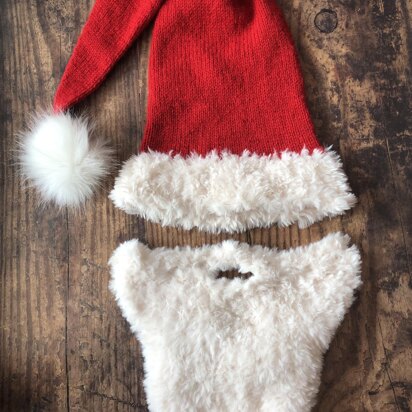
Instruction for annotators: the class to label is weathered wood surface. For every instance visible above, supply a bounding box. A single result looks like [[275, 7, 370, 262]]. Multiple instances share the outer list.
[[0, 0, 411, 411]]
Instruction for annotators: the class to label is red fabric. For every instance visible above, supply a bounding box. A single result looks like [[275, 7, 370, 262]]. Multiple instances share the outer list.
[[55, 0, 322, 156], [54, 0, 164, 111]]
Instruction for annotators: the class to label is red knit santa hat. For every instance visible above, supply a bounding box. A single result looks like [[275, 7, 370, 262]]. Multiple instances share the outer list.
[[20, 0, 355, 232]]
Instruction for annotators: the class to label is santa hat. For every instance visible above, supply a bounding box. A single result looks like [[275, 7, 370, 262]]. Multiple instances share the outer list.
[[20, 0, 356, 232]]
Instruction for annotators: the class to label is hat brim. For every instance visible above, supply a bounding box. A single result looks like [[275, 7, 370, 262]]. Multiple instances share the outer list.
[[110, 148, 356, 233]]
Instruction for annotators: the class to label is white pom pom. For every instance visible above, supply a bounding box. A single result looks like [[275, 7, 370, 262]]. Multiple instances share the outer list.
[[19, 112, 113, 207]]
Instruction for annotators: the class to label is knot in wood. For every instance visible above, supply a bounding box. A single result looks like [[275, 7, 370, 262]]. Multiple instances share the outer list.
[[315, 9, 338, 33]]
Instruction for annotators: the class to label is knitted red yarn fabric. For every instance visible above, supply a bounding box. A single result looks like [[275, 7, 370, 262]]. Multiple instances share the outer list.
[[142, 0, 321, 156], [54, 0, 164, 112], [54, 0, 320, 156]]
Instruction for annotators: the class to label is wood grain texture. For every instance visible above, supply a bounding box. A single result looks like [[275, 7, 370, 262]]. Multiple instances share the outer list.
[[0, 0, 411, 411]]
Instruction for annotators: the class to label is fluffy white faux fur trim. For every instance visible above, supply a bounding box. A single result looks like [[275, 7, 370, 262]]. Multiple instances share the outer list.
[[110, 149, 356, 232], [18, 112, 112, 207], [109, 233, 361, 412]]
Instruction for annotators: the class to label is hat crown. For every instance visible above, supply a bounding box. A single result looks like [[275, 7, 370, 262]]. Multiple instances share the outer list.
[[141, 0, 320, 156], [54, 0, 321, 156]]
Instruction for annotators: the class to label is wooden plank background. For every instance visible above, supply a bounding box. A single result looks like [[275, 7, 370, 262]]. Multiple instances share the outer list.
[[1, 0, 411, 411]]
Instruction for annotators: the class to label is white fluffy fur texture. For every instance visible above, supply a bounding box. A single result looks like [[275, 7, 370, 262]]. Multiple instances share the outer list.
[[110, 149, 356, 233], [19, 112, 112, 207], [109, 233, 361, 412]]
